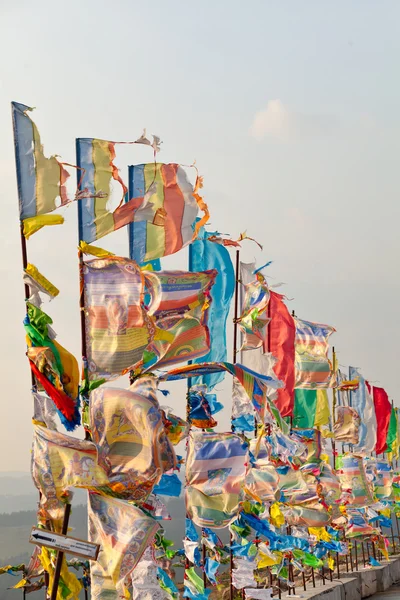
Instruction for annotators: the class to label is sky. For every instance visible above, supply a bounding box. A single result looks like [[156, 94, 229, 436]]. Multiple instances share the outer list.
[[0, 0, 399, 472]]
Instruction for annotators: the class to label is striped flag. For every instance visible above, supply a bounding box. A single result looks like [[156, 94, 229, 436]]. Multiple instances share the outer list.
[[76, 138, 138, 243], [12, 102, 72, 234], [129, 163, 209, 263], [294, 318, 335, 389]]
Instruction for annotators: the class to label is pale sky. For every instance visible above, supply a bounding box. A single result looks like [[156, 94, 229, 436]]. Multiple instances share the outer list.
[[1, 1, 399, 471]]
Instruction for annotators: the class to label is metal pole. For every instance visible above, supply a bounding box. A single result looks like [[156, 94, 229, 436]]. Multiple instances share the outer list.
[[22, 568, 26, 600], [336, 552, 340, 579], [230, 250, 240, 600], [332, 347, 337, 470], [362, 542, 366, 568], [372, 541, 377, 561], [311, 567, 315, 588], [354, 542, 358, 571], [302, 570, 306, 591], [50, 503, 71, 600]]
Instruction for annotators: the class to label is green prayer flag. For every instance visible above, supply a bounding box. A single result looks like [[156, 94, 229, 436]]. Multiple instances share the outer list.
[[185, 567, 204, 593], [293, 389, 317, 428], [386, 407, 397, 453]]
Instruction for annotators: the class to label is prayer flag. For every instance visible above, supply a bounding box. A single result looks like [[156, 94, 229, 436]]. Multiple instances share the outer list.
[[269, 291, 295, 417], [373, 386, 391, 454], [90, 377, 176, 503], [385, 407, 397, 455], [83, 256, 155, 380], [144, 269, 216, 370], [31, 424, 109, 526], [238, 267, 270, 351], [83, 257, 216, 380], [295, 317, 335, 389], [76, 138, 134, 243], [349, 367, 377, 455], [89, 492, 159, 599], [130, 548, 171, 600], [186, 431, 248, 528], [190, 226, 235, 389], [128, 163, 209, 262], [12, 102, 73, 222], [160, 362, 283, 426], [293, 389, 329, 429], [333, 406, 361, 445], [336, 454, 374, 507]]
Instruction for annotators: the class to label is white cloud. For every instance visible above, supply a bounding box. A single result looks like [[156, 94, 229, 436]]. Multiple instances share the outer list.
[[250, 99, 338, 141]]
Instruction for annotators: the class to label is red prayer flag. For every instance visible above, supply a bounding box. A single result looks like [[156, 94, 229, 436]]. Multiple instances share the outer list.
[[269, 291, 295, 417], [373, 385, 391, 454]]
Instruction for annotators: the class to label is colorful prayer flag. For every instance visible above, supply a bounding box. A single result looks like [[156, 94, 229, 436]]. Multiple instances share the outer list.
[[333, 406, 361, 444], [82, 256, 155, 380], [12, 102, 73, 222], [25, 303, 80, 429], [186, 431, 248, 528], [372, 385, 391, 454], [293, 389, 329, 429], [90, 376, 176, 503], [269, 291, 295, 417], [349, 367, 377, 455], [336, 454, 374, 507], [385, 407, 397, 456], [144, 269, 216, 370], [294, 318, 335, 389], [76, 138, 138, 243], [89, 492, 159, 598], [190, 226, 235, 389], [83, 257, 216, 380], [238, 266, 270, 351], [31, 424, 109, 526], [128, 163, 209, 262]]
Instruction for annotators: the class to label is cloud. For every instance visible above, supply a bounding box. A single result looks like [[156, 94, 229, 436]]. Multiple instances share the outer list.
[[250, 99, 338, 141]]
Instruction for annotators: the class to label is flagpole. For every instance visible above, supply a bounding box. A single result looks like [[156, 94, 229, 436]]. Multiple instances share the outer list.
[[332, 348, 337, 470], [230, 249, 240, 600], [12, 106, 50, 600]]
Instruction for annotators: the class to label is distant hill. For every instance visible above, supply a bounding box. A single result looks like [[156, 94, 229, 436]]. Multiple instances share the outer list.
[[0, 473, 86, 514], [0, 504, 88, 600]]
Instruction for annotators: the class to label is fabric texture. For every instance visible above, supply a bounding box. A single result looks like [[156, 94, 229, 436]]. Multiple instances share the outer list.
[[293, 389, 329, 429], [144, 269, 216, 370], [349, 367, 377, 455], [373, 385, 392, 454], [238, 268, 270, 351], [128, 163, 209, 262], [83, 257, 154, 380], [186, 431, 248, 528], [294, 318, 335, 389], [269, 291, 295, 417], [90, 377, 176, 502], [337, 454, 374, 507], [131, 548, 170, 600], [190, 227, 235, 389], [12, 102, 71, 220], [77, 137, 156, 243], [333, 406, 360, 444], [89, 492, 159, 598]]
